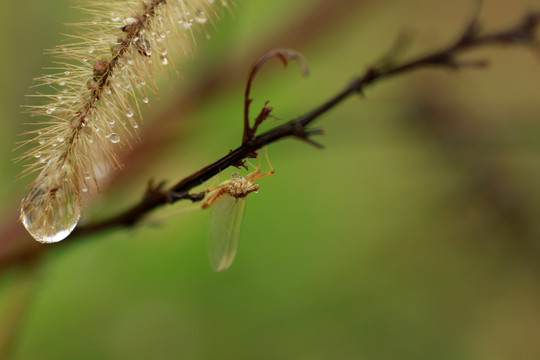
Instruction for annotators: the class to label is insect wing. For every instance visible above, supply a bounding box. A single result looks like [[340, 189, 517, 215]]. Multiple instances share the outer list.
[[208, 195, 246, 272]]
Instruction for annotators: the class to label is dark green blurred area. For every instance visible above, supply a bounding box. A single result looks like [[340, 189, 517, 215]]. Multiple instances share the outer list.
[[2, 0, 540, 359]]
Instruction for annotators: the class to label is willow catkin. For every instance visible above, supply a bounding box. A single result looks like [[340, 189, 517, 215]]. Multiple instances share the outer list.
[[17, 0, 232, 243]]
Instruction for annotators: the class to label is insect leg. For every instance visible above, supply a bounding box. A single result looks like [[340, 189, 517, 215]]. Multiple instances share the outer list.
[[252, 147, 275, 180], [201, 187, 228, 209]]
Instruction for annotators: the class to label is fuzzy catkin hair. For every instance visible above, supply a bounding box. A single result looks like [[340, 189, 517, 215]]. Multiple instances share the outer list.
[[17, 0, 232, 243]]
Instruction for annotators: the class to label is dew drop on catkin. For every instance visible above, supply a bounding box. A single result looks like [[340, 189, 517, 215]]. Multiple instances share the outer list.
[[20, 159, 81, 243], [18, 0, 234, 242]]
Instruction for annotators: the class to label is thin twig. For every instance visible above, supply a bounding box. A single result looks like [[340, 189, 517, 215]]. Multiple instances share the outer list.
[[2, 8, 539, 272], [0, 0, 373, 270], [72, 9, 540, 236]]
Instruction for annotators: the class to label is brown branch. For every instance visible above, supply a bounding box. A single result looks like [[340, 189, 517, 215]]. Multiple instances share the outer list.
[[3, 7, 540, 269], [0, 0, 373, 271], [72, 9, 540, 236]]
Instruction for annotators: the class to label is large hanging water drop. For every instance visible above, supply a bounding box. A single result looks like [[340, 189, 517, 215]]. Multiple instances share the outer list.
[[20, 159, 81, 243]]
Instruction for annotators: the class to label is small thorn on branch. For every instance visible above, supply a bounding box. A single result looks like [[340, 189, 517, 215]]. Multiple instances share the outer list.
[[459, 0, 483, 44], [232, 159, 250, 170], [516, 12, 540, 42], [249, 101, 274, 139], [377, 30, 415, 70], [293, 125, 325, 149], [349, 77, 366, 95], [145, 179, 167, 201]]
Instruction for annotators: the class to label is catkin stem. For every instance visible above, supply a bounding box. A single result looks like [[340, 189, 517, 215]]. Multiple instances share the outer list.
[[19, 0, 229, 243]]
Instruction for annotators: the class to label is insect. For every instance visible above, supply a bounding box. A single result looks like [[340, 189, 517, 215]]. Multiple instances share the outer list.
[[201, 158, 274, 272]]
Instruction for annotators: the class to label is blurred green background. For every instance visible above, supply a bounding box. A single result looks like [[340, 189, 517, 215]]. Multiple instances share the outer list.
[[2, 0, 540, 359]]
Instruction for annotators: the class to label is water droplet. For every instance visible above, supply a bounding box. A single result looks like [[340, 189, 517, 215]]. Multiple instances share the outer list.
[[161, 57, 168, 65], [109, 133, 120, 143], [131, 121, 139, 129], [45, 104, 56, 114], [34, 152, 41, 158], [64, 71, 71, 76], [134, 36, 152, 56], [183, 22, 192, 30], [195, 10, 207, 24], [38, 139, 45, 145], [20, 161, 82, 243], [84, 172, 91, 180], [142, 96, 149, 104], [81, 186, 88, 193], [109, 119, 115, 125], [125, 109, 134, 118]]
